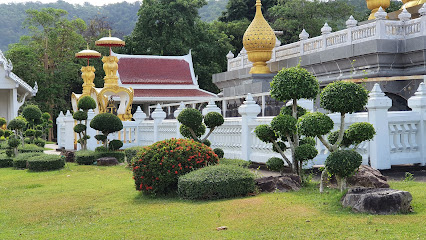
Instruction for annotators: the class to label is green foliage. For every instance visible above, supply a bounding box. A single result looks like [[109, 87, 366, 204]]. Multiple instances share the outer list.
[[266, 157, 284, 172], [327, 130, 351, 148], [325, 150, 362, 178], [18, 144, 44, 153], [201, 139, 211, 147], [27, 154, 65, 171], [132, 138, 219, 196], [108, 139, 123, 151], [73, 111, 87, 121], [75, 150, 97, 165], [25, 129, 36, 137], [7, 137, 20, 148], [299, 137, 316, 147], [22, 104, 42, 125], [90, 113, 123, 136], [77, 96, 97, 110], [97, 151, 126, 163], [294, 144, 318, 162], [4, 130, 12, 138], [180, 124, 206, 139], [403, 172, 414, 182], [0, 153, 13, 168], [320, 81, 368, 114], [204, 112, 224, 129], [73, 124, 86, 133], [178, 164, 256, 200], [298, 112, 334, 137], [271, 114, 297, 136], [272, 141, 287, 153], [13, 152, 43, 169], [95, 146, 108, 152], [0, 117, 6, 126], [280, 105, 307, 119], [254, 124, 277, 143], [95, 134, 107, 142], [0, 129, 4, 138], [270, 66, 319, 102], [219, 158, 249, 168], [213, 148, 224, 158], [346, 122, 375, 146], [124, 146, 145, 165], [33, 139, 46, 148], [178, 109, 203, 130], [7, 118, 26, 131], [41, 112, 51, 121]]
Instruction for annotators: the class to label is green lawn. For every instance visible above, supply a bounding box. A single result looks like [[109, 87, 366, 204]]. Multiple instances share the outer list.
[[0, 164, 424, 240]]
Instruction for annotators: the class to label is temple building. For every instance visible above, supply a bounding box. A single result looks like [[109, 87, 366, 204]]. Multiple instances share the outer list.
[[0, 50, 37, 122]]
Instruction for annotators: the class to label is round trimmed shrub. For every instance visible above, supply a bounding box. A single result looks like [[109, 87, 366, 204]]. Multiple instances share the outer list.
[[132, 138, 219, 195], [254, 124, 277, 143], [280, 105, 307, 118], [325, 150, 362, 178], [18, 144, 44, 153], [8, 137, 20, 148], [219, 158, 249, 168], [320, 81, 368, 114], [13, 152, 43, 169], [95, 134, 107, 142], [266, 157, 284, 171], [24, 137, 32, 144], [177, 108, 203, 130], [7, 118, 26, 131], [298, 112, 334, 137], [4, 130, 12, 138], [73, 110, 87, 121], [75, 150, 98, 165], [108, 139, 123, 151], [90, 113, 123, 135], [0, 117, 6, 126], [73, 124, 86, 133], [27, 154, 65, 171], [346, 122, 376, 145], [25, 129, 36, 137], [271, 114, 297, 136], [270, 66, 319, 102], [22, 105, 42, 124], [327, 130, 351, 147], [300, 137, 316, 146], [213, 148, 224, 158], [34, 139, 46, 148], [97, 151, 125, 163], [180, 124, 205, 139], [77, 96, 97, 110], [0, 153, 13, 168], [295, 144, 318, 162], [204, 112, 224, 128], [42, 112, 51, 121], [0, 129, 4, 137], [272, 141, 287, 153], [95, 146, 108, 152], [178, 164, 256, 200]]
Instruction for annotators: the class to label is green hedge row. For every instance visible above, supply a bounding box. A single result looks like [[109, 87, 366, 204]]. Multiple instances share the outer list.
[[219, 158, 250, 168], [75, 150, 125, 165], [27, 154, 65, 171], [0, 153, 13, 168], [124, 146, 145, 165], [178, 165, 256, 200], [13, 152, 44, 169], [18, 144, 44, 153]]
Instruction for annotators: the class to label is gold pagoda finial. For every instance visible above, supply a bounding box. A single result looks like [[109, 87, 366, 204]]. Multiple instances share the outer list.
[[243, 0, 276, 74], [109, 29, 111, 37], [366, 0, 390, 19]]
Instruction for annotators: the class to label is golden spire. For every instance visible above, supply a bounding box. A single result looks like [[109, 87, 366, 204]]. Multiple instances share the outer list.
[[366, 0, 390, 20], [243, 0, 276, 74]]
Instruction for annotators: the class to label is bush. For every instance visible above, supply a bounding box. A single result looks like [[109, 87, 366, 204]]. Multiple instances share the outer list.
[[8, 137, 20, 148], [178, 164, 256, 200], [75, 150, 98, 165], [124, 146, 145, 165], [7, 118, 26, 131], [95, 134, 107, 142], [34, 139, 46, 148], [254, 124, 277, 143], [22, 105, 42, 124], [0, 153, 13, 168], [90, 113, 123, 135], [95, 146, 108, 152], [77, 96, 97, 110], [272, 141, 287, 153], [219, 158, 249, 168], [266, 157, 284, 171], [27, 154, 65, 171], [18, 144, 44, 153], [298, 112, 334, 137], [204, 112, 224, 128], [73, 110, 87, 121], [327, 130, 351, 147], [300, 137, 316, 146], [294, 144, 318, 162], [201, 139, 211, 147], [132, 138, 219, 195], [325, 150, 362, 178], [73, 124, 86, 133], [24, 137, 32, 144], [271, 114, 297, 136], [25, 129, 36, 138], [280, 105, 307, 118], [108, 140, 123, 151], [213, 148, 224, 158], [97, 151, 125, 163], [177, 108, 203, 130], [13, 152, 43, 169], [180, 124, 205, 139], [320, 81, 368, 114], [345, 122, 375, 145]]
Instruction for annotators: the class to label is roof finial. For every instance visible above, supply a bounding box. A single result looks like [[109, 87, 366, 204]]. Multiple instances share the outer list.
[[109, 29, 111, 37], [86, 43, 90, 50]]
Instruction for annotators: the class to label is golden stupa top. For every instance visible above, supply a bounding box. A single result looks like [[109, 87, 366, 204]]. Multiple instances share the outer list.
[[95, 30, 125, 47], [401, 0, 426, 9], [242, 0, 276, 52], [75, 44, 101, 58]]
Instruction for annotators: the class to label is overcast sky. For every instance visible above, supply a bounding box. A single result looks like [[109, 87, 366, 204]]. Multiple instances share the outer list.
[[1, 0, 142, 6]]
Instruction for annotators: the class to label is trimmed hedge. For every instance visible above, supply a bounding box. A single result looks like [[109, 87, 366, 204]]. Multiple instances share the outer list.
[[219, 158, 249, 168], [13, 152, 43, 169], [178, 165, 257, 200], [27, 154, 65, 171], [75, 150, 98, 165], [124, 146, 145, 165], [0, 153, 13, 168], [97, 151, 125, 163], [18, 144, 44, 153]]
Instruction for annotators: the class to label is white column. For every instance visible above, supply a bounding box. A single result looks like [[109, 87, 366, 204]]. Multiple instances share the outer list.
[[408, 82, 426, 166], [173, 102, 185, 139], [222, 99, 227, 118], [152, 104, 166, 142], [11, 88, 18, 120], [63, 110, 75, 151], [56, 111, 64, 148], [133, 106, 146, 146], [238, 93, 261, 161], [366, 84, 392, 169], [86, 109, 97, 151]]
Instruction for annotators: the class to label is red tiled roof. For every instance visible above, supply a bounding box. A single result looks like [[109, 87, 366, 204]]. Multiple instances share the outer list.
[[118, 58, 193, 85], [134, 89, 215, 98]]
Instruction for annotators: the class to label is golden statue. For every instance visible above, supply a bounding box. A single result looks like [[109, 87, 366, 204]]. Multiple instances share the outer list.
[[366, 0, 390, 20], [243, 0, 276, 74], [102, 56, 119, 88], [401, 0, 426, 9], [81, 66, 96, 96]]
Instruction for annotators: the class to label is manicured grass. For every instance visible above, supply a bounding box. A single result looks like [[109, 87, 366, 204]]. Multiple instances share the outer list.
[[0, 164, 424, 239]]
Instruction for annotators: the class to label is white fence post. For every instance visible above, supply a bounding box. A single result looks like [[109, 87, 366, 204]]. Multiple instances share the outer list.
[[133, 106, 146, 146], [63, 110, 75, 151], [202, 99, 221, 116], [56, 111, 64, 148], [238, 93, 261, 161], [173, 102, 185, 139], [367, 84, 392, 169], [86, 109, 97, 151], [152, 104, 166, 142], [408, 82, 426, 166]]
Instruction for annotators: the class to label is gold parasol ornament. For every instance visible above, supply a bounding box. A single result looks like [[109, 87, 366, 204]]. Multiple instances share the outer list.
[[95, 30, 125, 55]]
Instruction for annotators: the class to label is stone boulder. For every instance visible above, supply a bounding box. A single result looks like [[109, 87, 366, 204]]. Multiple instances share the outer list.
[[342, 187, 412, 214], [347, 165, 390, 188], [97, 157, 119, 166], [61, 150, 75, 162], [256, 175, 301, 192]]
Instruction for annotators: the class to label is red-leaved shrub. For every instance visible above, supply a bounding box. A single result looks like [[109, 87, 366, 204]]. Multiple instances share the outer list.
[[132, 138, 219, 195]]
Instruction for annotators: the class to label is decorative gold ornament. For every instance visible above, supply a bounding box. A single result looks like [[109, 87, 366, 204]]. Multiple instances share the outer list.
[[81, 66, 96, 96], [97, 86, 134, 121], [102, 56, 120, 88], [366, 0, 390, 20], [95, 30, 125, 47], [401, 0, 426, 9], [243, 0, 276, 74]]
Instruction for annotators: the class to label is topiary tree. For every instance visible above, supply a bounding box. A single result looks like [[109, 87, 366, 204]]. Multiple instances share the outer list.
[[325, 150, 362, 192], [89, 113, 123, 148], [255, 66, 319, 176], [0, 117, 6, 128], [7, 135, 20, 157], [73, 96, 97, 150], [37, 112, 53, 141], [7, 117, 27, 147], [297, 81, 374, 192], [177, 108, 224, 145], [22, 105, 42, 129]]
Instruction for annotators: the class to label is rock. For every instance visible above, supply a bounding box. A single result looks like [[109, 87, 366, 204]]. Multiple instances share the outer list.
[[347, 165, 390, 188], [97, 157, 119, 166], [256, 175, 301, 192], [342, 187, 413, 214], [61, 150, 75, 162]]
